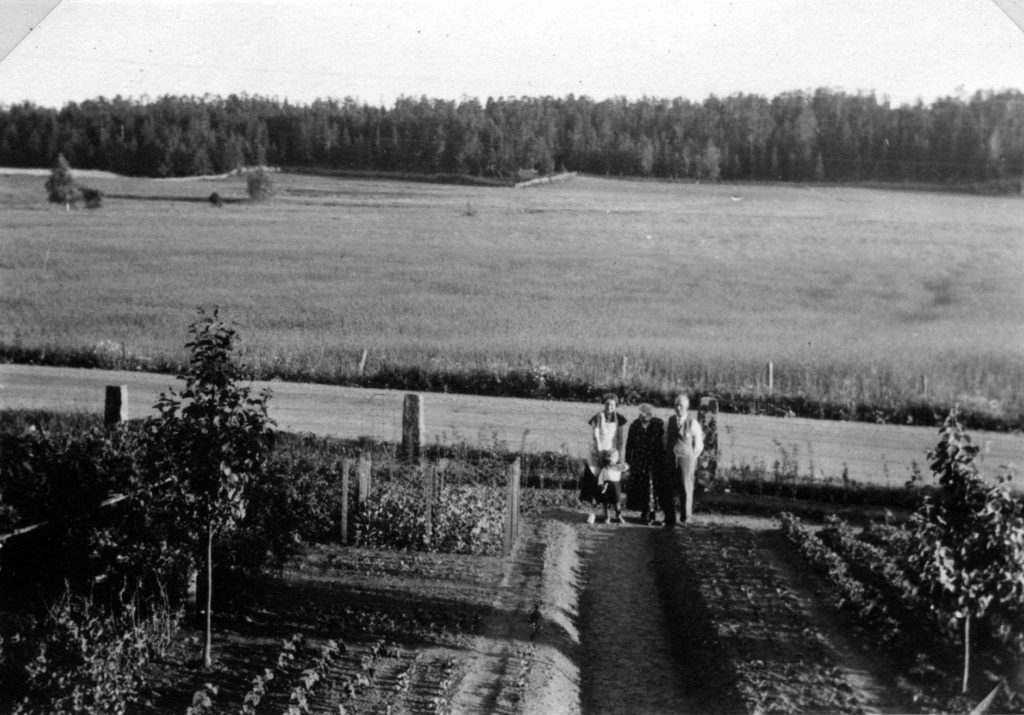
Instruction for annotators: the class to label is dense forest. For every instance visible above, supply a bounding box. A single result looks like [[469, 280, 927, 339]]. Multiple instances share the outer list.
[[1, 89, 1023, 185]]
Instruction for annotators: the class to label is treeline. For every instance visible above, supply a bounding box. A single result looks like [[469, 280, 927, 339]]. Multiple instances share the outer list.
[[1, 89, 1023, 184]]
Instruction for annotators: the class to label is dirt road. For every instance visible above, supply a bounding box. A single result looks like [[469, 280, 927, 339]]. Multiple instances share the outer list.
[[3, 363, 1022, 486]]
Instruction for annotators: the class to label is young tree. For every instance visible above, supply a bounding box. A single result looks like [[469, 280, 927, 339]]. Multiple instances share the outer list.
[[909, 408, 1024, 693], [698, 140, 722, 182], [246, 167, 274, 201], [45, 153, 79, 209], [147, 308, 274, 667]]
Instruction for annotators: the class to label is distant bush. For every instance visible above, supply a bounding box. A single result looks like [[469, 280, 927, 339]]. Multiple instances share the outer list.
[[246, 169, 274, 201], [208, 191, 223, 207], [80, 187, 103, 209]]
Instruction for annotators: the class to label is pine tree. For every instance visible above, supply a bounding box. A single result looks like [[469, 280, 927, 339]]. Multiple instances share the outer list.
[[45, 153, 79, 209]]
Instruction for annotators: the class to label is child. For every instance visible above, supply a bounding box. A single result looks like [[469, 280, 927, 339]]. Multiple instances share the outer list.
[[597, 449, 627, 523]]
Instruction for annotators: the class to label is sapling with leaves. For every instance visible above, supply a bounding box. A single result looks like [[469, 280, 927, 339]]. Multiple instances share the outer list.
[[45, 153, 79, 209], [147, 307, 275, 668], [908, 407, 1024, 694]]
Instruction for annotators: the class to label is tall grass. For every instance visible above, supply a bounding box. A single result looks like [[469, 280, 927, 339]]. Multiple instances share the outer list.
[[1, 172, 1022, 428]]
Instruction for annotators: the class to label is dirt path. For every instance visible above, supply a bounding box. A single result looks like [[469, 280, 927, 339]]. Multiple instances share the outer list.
[[577, 520, 695, 713], [451, 519, 581, 715], [3, 363, 1023, 486]]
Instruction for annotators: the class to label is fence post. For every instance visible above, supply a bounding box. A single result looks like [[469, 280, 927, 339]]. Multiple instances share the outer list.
[[620, 355, 628, 381], [401, 394, 424, 463], [340, 458, 352, 545], [104, 385, 127, 426], [504, 457, 522, 558], [435, 458, 448, 497], [186, 568, 199, 624], [698, 397, 719, 488], [357, 454, 373, 506], [766, 362, 774, 397], [920, 374, 928, 399], [424, 463, 435, 541]]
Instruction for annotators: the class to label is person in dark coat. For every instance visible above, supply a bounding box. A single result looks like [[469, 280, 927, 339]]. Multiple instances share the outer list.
[[624, 403, 664, 524]]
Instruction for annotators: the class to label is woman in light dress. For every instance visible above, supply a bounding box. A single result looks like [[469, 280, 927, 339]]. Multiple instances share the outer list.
[[578, 393, 628, 524]]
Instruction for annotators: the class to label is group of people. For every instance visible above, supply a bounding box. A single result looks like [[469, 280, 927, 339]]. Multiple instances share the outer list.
[[579, 392, 704, 528]]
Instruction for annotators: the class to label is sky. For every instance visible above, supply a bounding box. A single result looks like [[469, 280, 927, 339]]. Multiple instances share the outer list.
[[1, 0, 1023, 109]]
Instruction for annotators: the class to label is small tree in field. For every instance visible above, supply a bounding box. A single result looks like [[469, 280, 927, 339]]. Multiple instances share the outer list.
[[147, 307, 274, 668], [909, 407, 1024, 693], [45, 153, 79, 209], [697, 140, 722, 183], [246, 168, 274, 202]]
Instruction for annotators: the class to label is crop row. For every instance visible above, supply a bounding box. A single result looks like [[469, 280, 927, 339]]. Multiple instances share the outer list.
[[182, 633, 462, 714], [778, 514, 946, 674], [794, 513, 1024, 670], [667, 524, 863, 713], [817, 516, 955, 644]]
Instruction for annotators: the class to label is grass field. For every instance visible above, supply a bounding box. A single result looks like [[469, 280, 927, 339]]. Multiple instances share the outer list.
[[2, 170, 1023, 425]]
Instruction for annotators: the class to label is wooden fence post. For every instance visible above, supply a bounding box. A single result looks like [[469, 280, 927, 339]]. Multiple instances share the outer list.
[[698, 397, 719, 488], [504, 457, 522, 558], [424, 463, 435, 541], [104, 385, 127, 426], [186, 568, 199, 624], [340, 458, 352, 545], [435, 458, 448, 497], [357, 454, 373, 506], [401, 394, 424, 463]]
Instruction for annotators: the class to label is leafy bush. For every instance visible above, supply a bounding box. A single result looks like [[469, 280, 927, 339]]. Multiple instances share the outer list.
[[1, 590, 180, 715], [355, 483, 504, 555], [0, 420, 192, 603]]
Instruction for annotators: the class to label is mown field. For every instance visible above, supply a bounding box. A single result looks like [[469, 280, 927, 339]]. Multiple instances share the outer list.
[[2, 170, 1023, 426]]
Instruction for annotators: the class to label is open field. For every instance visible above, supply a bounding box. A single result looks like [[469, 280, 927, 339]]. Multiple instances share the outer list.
[[2, 171, 1023, 424]]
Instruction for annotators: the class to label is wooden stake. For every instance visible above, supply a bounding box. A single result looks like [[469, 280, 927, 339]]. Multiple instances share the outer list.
[[104, 385, 127, 426], [340, 458, 352, 545], [402, 394, 424, 463]]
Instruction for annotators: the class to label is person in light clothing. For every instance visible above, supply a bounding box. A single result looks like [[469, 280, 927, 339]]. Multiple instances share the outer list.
[[662, 393, 704, 527], [578, 393, 628, 523]]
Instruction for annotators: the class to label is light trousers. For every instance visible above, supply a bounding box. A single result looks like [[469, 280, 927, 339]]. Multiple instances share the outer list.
[[667, 452, 698, 522]]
